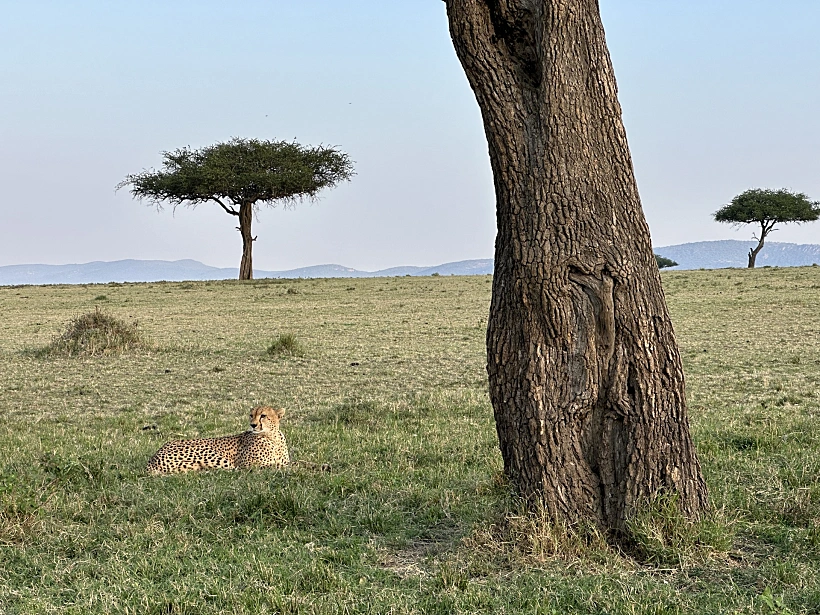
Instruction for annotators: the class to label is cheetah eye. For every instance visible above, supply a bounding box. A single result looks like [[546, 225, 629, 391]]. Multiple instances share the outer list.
[[261, 414, 267, 419]]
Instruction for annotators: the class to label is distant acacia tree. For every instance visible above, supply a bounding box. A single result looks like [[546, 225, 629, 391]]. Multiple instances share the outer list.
[[714, 189, 819, 268], [118, 138, 354, 280], [655, 255, 678, 269]]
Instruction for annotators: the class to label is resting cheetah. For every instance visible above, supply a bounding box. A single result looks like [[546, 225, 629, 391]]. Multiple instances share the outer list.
[[146, 406, 289, 475]]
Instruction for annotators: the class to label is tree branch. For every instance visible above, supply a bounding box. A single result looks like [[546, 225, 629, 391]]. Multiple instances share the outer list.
[[211, 196, 239, 216], [765, 220, 779, 235]]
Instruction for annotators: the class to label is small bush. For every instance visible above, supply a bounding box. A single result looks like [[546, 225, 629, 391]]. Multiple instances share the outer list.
[[655, 254, 678, 269], [40, 307, 144, 357], [266, 333, 305, 357]]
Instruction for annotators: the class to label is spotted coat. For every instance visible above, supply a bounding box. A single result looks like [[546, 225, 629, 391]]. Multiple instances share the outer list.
[[146, 406, 289, 475]]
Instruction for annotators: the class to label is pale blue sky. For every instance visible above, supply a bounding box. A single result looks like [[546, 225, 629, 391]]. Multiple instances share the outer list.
[[2, 1, 818, 270]]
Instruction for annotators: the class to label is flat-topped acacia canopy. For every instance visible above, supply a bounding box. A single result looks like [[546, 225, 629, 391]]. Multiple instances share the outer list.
[[714, 188, 819, 268], [118, 137, 353, 280]]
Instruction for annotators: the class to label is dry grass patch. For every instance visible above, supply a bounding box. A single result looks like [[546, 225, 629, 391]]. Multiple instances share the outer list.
[[622, 493, 736, 566], [36, 307, 145, 357], [266, 332, 305, 357], [466, 498, 609, 566]]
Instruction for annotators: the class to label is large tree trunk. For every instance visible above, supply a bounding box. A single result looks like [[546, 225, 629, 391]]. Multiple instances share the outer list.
[[747, 221, 770, 268], [747, 242, 764, 268], [238, 202, 254, 280], [445, 0, 708, 530]]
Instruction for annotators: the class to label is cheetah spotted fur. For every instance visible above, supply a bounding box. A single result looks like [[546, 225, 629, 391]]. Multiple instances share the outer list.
[[146, 406, 289, 475]]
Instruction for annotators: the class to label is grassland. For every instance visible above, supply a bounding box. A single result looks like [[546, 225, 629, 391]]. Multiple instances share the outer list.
[[0, 268, 818, 614]]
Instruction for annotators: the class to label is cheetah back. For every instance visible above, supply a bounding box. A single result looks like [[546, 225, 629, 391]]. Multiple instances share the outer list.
[[146, 434, 242, 475]]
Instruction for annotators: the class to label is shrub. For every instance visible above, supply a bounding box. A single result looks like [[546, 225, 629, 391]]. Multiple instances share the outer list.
[[266, 333, 305, 357], [655, 255, 678, 269], [41, 307, 144, 357]]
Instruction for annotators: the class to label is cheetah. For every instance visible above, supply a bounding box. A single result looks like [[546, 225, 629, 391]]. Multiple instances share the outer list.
[[146, 406, 289, 475]]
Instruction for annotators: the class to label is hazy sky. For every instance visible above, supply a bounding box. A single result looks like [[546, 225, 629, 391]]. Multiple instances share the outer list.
[[2, 1, 819, 271]]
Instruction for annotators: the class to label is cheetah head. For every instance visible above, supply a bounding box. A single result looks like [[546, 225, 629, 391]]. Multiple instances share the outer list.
[[249, 406, 285, 433]]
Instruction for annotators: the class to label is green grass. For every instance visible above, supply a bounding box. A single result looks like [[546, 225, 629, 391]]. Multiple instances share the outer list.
[[267, 333, 306, 357], [0, 269, 818, 614]]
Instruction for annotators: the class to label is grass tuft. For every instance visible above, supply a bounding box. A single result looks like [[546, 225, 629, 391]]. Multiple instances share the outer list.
[[37, 307, 144, 356], [467, 497, 609, 564], [266, 332, 305, 357], [623, 492, 735, 566], [468, 492, 736, 569]]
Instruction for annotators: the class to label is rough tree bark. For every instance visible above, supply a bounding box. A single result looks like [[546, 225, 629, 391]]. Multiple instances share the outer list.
[[238, 202, 255, 280], [445, 0, 708, 530]]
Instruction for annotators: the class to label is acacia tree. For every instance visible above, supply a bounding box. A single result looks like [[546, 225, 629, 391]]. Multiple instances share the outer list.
[[714, 188, 820, 268], [118, 138, 354, 280], [444, 0, 708, 531]]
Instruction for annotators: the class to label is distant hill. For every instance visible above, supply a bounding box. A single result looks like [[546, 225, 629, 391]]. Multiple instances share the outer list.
[[2, 241, 818, 285], [654, 240, 820, 270], [0, 258, 494, 286]]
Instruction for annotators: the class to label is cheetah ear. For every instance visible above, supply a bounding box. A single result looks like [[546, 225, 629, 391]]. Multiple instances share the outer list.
[[275, 408, 285, 420]]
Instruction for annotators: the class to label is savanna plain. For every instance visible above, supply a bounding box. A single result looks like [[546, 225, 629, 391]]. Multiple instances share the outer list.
[[0, 268, 818, 614]]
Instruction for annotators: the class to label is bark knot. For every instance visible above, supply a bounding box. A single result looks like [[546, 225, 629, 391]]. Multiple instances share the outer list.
[[486, 0, 540, 88]]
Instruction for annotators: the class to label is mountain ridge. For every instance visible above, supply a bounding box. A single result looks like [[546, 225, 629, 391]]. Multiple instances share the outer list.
[[653, 240, 820, 270], [0, 258, 494, 285], [1, 240, 818, 285]]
